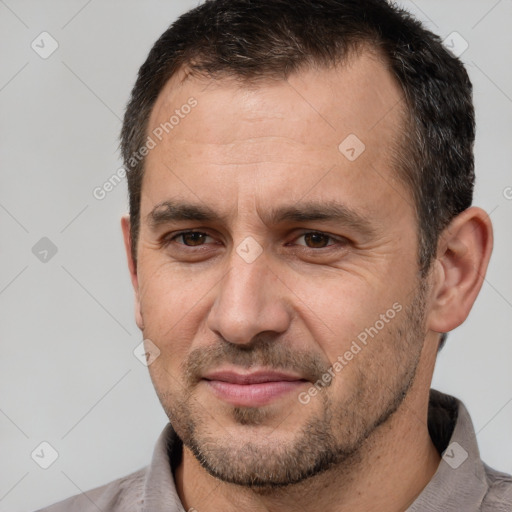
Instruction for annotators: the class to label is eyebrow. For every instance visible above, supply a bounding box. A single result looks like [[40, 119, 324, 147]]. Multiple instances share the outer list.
[[147, 200, 376, 237], [148, 201, 227, 227]]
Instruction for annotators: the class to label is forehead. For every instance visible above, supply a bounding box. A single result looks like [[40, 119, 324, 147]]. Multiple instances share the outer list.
[[149, 50, 405, 143], [141, 50, 409, 224]]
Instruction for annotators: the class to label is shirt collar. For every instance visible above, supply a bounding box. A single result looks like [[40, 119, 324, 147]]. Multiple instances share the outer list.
[[141, 423, 184, 512], [406, 389, 489, 511]]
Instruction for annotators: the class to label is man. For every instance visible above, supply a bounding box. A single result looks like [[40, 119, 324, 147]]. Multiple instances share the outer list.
[[36, 0, 512, 510]]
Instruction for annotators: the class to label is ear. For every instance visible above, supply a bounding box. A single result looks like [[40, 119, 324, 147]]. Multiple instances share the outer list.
[[427, 206, 493, 335], [121, 215, 144, 330]]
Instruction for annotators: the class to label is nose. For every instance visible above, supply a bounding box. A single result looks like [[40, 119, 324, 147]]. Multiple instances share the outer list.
[[206, 247, 292, 345]]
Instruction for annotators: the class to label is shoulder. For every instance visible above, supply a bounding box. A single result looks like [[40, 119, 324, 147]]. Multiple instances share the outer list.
[[482, 463, 512, 511], [34, 466, 147, 512]]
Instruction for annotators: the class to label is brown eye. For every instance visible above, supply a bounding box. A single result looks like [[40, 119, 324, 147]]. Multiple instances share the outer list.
[[178, 232, 209, 246], [301, 232, 333, 248]]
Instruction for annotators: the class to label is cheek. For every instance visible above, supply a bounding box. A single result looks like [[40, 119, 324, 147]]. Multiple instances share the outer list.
[[289, 274, 401, 361], [138, 258, 203, 319], [137, 260, 216, 364]]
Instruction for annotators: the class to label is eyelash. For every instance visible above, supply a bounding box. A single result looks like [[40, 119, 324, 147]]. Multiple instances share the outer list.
[[162, 230, 346, 250]]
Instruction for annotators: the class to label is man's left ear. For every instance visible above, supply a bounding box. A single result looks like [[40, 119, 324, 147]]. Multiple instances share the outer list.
[[427, 206, 493, 334]]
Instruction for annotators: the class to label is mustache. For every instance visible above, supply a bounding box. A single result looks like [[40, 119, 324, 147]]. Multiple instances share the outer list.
[[181, 337, 331, 386]]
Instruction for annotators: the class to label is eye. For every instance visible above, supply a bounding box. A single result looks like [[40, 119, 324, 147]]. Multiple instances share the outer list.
[[166, 231, 215, 247], [294, 231, 345, 249]]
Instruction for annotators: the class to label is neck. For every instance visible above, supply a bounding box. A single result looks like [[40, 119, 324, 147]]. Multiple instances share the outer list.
[[175, 387, 441, 512]]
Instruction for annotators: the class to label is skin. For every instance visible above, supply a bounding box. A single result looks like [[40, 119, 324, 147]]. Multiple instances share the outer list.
[[122, 49, 493, 512]]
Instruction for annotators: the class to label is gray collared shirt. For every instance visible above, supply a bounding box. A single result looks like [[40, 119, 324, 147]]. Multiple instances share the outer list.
[[36, 389, 512, 511]]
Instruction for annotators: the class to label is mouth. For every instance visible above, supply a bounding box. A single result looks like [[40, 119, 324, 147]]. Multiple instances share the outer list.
[[202, 369, 309, 407]]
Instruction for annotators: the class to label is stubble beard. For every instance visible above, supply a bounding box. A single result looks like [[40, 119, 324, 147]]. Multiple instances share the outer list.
[[153, 281, 428, 490]]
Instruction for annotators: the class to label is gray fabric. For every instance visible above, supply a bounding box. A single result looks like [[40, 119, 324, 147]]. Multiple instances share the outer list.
[[406, 390, 512, 511], [35, 389, 512, 511]]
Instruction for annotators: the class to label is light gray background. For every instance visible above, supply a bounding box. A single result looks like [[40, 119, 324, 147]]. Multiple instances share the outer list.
[[1, 1, 511, 511]]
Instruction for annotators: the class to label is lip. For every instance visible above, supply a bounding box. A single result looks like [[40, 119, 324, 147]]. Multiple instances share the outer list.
[[202, 369, 308, 407]]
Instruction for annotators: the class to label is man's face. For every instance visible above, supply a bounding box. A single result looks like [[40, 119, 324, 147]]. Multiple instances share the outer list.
[[130, 51, 432, 486]]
